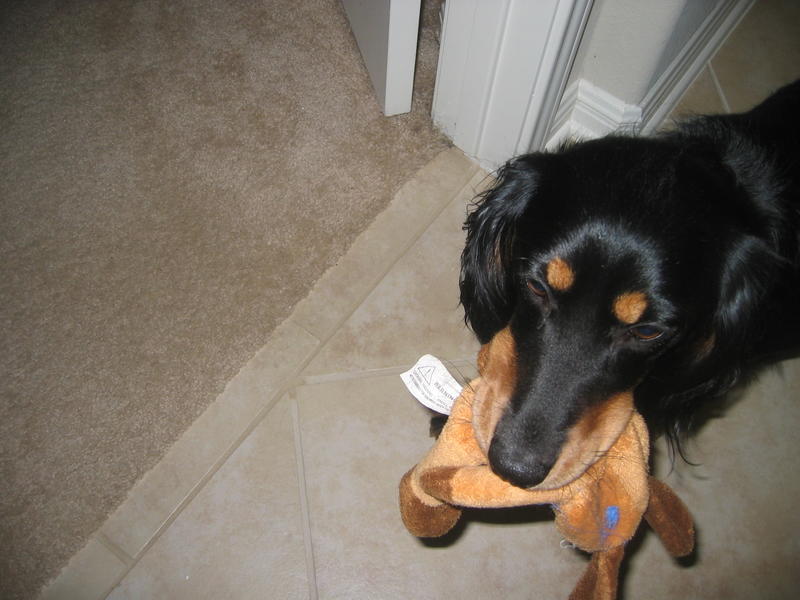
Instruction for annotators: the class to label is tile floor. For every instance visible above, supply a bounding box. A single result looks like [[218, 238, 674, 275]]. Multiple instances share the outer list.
[[671, 0, 800, 118], [42, 2, 800, 598]]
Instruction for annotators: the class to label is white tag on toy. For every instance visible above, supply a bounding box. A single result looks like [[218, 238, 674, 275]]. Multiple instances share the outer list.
[[401, 355, 463, 415]]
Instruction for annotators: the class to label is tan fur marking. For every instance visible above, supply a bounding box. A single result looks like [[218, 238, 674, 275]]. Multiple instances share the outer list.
[[472, 328, 517, 454], [546, 257, 575, 291], [694, 332, 716, 361], [491, 240, 504, 273], [613, 292, 648, 324]]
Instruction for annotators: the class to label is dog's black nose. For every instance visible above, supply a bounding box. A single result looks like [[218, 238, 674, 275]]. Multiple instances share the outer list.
[[487, 440, 552, 489]]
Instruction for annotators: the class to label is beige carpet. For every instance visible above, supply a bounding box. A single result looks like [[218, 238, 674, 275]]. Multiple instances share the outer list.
[[0, 1, 447, 597]]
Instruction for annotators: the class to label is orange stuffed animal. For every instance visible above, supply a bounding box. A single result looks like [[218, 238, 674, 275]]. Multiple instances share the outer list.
[[399, 338, 694, 600]]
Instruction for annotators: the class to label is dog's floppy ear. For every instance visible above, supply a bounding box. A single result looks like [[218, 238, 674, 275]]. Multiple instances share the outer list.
[[714, 234, 784, 347], [652, 234, 785, 446], [460, 155, 543, 343], [672, 145, 786, 353]]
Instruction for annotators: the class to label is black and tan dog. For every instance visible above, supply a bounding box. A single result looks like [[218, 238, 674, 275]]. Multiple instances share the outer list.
[[459, 81, 800, 489]]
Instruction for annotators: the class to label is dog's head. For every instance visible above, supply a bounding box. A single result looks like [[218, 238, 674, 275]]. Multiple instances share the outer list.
[[461, 136, 784, 488]]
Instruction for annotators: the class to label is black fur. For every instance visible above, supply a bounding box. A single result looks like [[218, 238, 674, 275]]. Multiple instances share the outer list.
[[460, 81, 800, 487]]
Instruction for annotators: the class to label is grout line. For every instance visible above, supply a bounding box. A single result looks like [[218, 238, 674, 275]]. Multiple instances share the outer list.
[[94, 532, 134, 568], [290, 162, 481, 350], [313, 165, 482, 333], [102, 343, 318, 594], [290, 394, 319, 600], [707, 62, 731, 114], [96, 160, 483, 597], [291, 318, 318, 342], [100, 383, 296, 597]]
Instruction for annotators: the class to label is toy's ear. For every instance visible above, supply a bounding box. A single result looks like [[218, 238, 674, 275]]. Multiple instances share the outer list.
[[460, 155, 543, 343]]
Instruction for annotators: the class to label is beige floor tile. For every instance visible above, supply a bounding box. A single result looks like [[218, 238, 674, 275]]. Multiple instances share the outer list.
[[295, 375, 598, 600], [711, 0, 800, 112], [40, 538, 128, 600], [98, 319, 319, 560], [671, 65, 727, 119], [291, 147, 479, 342], [624, 358, 800, 599], [106, 397, 309, 599], [301, 170, 488, 379]]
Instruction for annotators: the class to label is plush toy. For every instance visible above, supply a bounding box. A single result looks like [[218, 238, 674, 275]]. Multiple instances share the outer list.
[[399, 347, 695, 600]]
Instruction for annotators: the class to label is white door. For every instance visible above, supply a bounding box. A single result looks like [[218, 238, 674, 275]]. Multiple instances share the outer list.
[[341, 0, 422, 116]]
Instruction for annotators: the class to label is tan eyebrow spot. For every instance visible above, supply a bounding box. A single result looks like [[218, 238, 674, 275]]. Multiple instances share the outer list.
[[613, 292, 648, 324], [546, 257, 575, 291]]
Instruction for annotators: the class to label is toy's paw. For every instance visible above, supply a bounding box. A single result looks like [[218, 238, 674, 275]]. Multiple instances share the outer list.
[[399, 468, 461, 537], [418, 466, 460, 500]]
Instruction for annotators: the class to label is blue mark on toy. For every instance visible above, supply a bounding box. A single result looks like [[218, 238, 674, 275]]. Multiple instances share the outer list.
[[604, 505, 620, 531]]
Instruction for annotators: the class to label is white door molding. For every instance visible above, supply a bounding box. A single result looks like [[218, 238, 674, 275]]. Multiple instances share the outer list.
[[546, 0, 753, 146], [639, 0, 754, 133], [432, 0, 593, 171]]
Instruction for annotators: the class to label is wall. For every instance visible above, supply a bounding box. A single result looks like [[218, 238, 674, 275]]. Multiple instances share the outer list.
[[569, 0, 720, 105]]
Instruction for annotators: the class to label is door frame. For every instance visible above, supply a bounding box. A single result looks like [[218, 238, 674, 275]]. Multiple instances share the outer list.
[[432, 0, 593, 170], [432, 0, 754, 171]]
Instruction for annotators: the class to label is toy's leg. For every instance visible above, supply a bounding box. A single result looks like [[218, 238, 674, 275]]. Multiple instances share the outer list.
[[569, 545, 625, 600], [399, 468, 461, 537], [644, 476, 695, 557]]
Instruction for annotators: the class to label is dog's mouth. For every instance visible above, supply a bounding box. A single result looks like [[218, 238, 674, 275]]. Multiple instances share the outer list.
[[529, 391, 635, 489], [472, 383, 635, 490], [471, 328, 636, 490]]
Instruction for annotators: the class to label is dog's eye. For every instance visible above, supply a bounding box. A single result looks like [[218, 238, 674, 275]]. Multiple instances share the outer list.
[[527, 279, 547, 298], [630, 325, 663, 341]]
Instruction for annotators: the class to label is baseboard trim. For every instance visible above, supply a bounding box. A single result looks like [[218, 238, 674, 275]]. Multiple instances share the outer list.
[[545, 79, 642, 149], [546, 0, 754, 146]]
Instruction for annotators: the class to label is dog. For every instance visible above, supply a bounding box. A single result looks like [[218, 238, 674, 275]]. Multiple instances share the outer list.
[[459, 80, 800, 489]]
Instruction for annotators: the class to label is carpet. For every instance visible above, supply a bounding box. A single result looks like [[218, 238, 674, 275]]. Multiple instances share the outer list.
[[0, 1, 447, 597]]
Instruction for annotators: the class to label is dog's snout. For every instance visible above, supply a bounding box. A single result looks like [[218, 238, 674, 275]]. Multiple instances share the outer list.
[[488, 437, 553, 489]]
